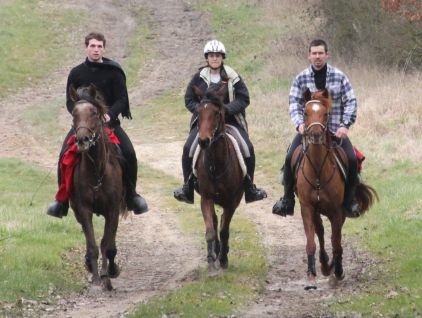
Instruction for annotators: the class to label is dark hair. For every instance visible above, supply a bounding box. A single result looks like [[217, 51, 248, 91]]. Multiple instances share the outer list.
[[309, 39, 328, 53], [85, 32, 106, 47]]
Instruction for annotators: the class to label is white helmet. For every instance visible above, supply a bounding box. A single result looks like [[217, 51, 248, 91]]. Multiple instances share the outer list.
[[204, 40, 226, 58]]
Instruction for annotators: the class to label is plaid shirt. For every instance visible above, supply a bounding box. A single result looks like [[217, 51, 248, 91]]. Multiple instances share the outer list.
[[289, 64, 357, 133]]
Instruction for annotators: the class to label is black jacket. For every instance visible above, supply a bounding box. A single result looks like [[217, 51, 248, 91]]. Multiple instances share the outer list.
[[66, 57, 132, 122], [184, 65, 250, 130]]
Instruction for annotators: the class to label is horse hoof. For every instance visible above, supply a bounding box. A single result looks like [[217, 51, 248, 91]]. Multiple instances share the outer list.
[[304, 284, 317, 290], [108, 264, 121, 278], [208, 263, 219, 277], [101, 276, 113, 291]]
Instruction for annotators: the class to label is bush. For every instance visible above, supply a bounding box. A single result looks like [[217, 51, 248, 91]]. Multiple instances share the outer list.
[[321, 0, 422, 70]]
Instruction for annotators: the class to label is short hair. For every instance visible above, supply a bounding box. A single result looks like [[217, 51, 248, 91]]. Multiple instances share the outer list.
[[85, 32, 106, 47], [309, 39, 328, 53]]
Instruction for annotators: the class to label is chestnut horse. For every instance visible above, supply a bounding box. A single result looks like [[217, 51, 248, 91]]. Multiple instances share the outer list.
[[70, 84, 126, 290], [194, 85, 245, 276], [297, 89, 377, 289]]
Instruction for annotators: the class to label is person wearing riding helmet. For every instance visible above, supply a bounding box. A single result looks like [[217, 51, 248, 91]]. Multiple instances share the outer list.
[[46, 32, 148, 218], [272, 39, 360, 218], [174, 39, 267, 204]]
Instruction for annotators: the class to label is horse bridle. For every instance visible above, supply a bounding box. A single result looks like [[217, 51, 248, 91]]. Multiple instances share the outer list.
[[72, 100, 103, 149], [301, 99, 336, 200], [199, 101, 231, 180], [200, 101, 226, 146]]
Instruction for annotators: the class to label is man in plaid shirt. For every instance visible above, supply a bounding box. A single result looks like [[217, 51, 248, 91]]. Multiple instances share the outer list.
[[272, 39, 360, 218]]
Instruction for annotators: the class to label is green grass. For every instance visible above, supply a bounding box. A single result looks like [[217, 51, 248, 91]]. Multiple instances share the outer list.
[[121, 8, 153, 88], [330, 161, 422, 316], [0, 0, 84, 97], [0, 159, 86, 304]]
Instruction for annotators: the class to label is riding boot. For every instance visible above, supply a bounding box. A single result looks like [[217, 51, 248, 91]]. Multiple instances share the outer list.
[[343, 173, 361, 218], [122, 152, 148, 215], [273, 165, 295, 216], [47, 140, 70, 218], [47, 200, 69, 218], [174, 174, 194, 204], [244, 174, 267, 203]]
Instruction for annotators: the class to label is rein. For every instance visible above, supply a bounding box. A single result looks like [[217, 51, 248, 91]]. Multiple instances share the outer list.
[[73, 100, 108, 192], [301, 101, 337, 200], [199, 101, 231, 180]]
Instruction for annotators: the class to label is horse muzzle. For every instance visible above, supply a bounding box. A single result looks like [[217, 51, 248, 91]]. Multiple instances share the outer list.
[[198, 137, 211, 149], [308, 132, 324, 145], [75, 135, 95, 152]]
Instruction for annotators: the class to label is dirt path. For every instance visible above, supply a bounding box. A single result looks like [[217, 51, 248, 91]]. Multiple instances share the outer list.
[[0, 1, 371, 317]]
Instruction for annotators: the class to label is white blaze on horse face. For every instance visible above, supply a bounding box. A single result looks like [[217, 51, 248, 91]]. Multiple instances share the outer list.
[[204, 103, 208, 108], [311, 103, 320, 112]]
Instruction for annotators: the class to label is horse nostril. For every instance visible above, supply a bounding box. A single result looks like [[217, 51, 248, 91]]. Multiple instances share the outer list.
[[198, 138, 210, 149]]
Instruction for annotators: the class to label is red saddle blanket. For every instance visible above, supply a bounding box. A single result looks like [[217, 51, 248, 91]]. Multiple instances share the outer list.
[[55, 128, 119, 202]]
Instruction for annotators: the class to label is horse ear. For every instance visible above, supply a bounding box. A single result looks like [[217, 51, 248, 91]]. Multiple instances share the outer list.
[[87, 83, 97, 99], [193, 85, 203, 100], [69, 85, 79, 102], [216, 82, 227, 102], [322, 88, 329, 99], [303, 88, 312, 102]]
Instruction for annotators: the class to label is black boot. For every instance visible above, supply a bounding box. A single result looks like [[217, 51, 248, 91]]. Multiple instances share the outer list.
[[127, 193, 148, 215], [272, 166, 295, 216], [343, 179, 360, 218], [244, 175, 267, 203], [47, 200, 69, 218], [174, 176, 194, 204]]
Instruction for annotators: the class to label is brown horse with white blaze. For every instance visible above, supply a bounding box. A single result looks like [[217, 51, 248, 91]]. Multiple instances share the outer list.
[[194, 84, 245, 276], [70, 84, 127, 291], [297, 88, 378, 289]]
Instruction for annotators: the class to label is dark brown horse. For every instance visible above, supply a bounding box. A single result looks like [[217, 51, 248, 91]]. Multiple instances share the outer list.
[[194, 85, 245, 276], [70, 84, 126, 290], [296, 89, 378, 289]]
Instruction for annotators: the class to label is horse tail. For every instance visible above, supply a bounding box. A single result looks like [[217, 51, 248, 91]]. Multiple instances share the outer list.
[[355, 182, 379, 215]]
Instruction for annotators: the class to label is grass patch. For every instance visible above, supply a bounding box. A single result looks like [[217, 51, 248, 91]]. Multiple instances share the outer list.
[[0, 0, 84, 97], [0, 159, 87, 305], [121, 8, 153, 88], [330, 161, 422, 316]]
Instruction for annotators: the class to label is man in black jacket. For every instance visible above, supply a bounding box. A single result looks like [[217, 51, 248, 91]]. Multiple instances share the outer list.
[[47, 32, 148, 218], [174, 40, 267, 204]]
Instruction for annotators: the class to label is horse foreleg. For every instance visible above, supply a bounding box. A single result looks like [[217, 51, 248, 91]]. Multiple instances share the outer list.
[[219, 207, 235, 269], [330, 212, 346, 281], [100, 213, 119, 291], [201, 198, 218, 275], [212, 212, 220, 259], [314, 213, 330, 276], [79, 214, 101, 285], [301, 205, 317, 290]]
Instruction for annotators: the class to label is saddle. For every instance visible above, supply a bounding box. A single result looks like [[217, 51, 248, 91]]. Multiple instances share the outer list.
[[289, 143, 350, 185]]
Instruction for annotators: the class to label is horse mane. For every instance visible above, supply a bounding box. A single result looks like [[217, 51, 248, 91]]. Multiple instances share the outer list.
[[202, 89, 224, 111], [71, 84, 108, 117]]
